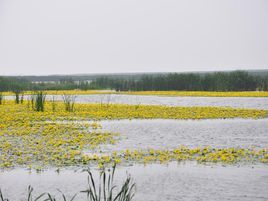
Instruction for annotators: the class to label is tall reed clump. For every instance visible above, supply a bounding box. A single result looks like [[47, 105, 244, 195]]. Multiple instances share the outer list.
[[15, 92, 20, 104], [0, 167, 136, 201], [51, 95, 57, 112], [82, 166, 136, 201], [0, 93, 3, 105], [13, 90, 21, 104], [20, 93, 24, 104], [31, 91, 46, 112], [62, 94, 76, 112]]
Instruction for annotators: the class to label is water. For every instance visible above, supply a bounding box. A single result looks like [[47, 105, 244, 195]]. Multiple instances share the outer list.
[[0, 162, 267, 201], [93, 118, 268, 153], [72, 94, 268, 110], [5, 94, 268, 109]]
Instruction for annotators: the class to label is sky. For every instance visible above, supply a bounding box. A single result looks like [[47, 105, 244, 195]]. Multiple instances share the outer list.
[[0, 0, 268, 75]]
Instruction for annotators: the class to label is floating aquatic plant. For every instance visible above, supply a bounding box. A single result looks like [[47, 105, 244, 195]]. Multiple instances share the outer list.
[[0, 100, 267, 170]]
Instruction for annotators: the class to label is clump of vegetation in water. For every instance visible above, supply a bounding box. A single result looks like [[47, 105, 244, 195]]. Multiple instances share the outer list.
[[62, 94, 76, 112], [51, 95, 57, 112], [31, 91, 46, 112], [0, 93, 3, 105], [0, 167, 136, 201], [13, 90, 23, 104], [81, 166, 135, 201]]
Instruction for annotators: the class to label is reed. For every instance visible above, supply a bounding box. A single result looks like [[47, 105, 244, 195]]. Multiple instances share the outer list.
[[31, 91, 46, 112], [14, 91, 20, 104], [0, 93, 3, 105], [20, 93, 24, 104], [81, 166, 135, 201], [62, 94, 76, 112], [51, 96, 57, 112]]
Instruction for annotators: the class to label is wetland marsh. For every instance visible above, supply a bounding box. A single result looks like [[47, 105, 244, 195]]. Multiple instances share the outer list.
[[0, 91, 268, 200]]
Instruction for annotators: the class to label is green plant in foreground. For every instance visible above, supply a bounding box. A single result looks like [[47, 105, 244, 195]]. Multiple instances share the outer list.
[[0, 167, 135, 201], [81, 166, 135, 201]]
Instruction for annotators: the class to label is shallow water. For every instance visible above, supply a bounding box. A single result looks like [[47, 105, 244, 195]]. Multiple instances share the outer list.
[[0, 162, 267, 201], [90, 118, 268, 153], [73, 94, 268, 110], [5, 94, 268, 109]]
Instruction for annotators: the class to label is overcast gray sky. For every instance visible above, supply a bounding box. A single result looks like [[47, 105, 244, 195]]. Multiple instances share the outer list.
[[0, 0, 267, 75]]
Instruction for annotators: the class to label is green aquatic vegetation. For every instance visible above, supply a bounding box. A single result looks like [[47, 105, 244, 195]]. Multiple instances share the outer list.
[[82, 166, 135, 201], [32, 92, 46, 112], [0, 93, 3, 105], [62, 94, 76, 112]]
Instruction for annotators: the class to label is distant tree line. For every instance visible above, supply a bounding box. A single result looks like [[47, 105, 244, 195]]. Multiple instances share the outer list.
[[0, 77, 31, 92], [90, 71, 268, 91], [0, 71, 267, 92], [0, 77, 94, 92]]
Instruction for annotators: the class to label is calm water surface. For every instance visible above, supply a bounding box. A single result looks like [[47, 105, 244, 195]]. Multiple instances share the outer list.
[[71, 94, 268, 110], [92, 118, 268, 153]]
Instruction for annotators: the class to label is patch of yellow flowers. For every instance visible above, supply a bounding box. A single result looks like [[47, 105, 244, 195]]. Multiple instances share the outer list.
[[3, 90, 268, 97], [74, 147, 268, 169], [0, 101, 118, 169], [1, 100, 267, 121], [0, 100, 267, 170]]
